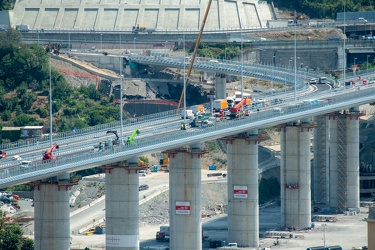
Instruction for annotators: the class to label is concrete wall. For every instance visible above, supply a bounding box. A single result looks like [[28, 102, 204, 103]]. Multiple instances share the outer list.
[[11, 0, 272, 30], [259, 48, 339, 71]]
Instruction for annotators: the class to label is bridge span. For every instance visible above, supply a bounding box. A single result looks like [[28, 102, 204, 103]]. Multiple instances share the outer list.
[[0, 80, 373, 248]]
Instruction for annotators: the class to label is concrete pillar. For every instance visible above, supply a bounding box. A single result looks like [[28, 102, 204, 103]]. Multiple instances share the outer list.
[[226, 130, 259, 247], [330, 109, 361, 213], [313, 115, 330, 205], [215, 73, 227, 100], [105, 157, 139, 250], [329, 114, 339, 211], [345, 108, 360, 211], [280, 120, 312, 229], [169, 143, 203, 250], [34, 175, 71, 250]]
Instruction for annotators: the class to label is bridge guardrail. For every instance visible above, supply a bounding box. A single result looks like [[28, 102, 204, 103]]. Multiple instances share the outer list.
[[1, 54, 325, 153]]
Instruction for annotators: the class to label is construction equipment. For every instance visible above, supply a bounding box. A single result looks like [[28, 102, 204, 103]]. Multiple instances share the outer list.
[[106, 130, 121, 145], [0, 150, 6, 159], [159, 153, 169, 171], [156, 226, 170, 242], [178, 0, 213, 109], [42, 143, 59, 161], [132, 24, 155, 34], [229, 98, 249, 119], [127, 129, 140, 144]]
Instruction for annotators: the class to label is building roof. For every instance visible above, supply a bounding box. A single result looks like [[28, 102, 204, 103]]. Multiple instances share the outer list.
[[2, 127, 22, 131], [21, 126, 44, 130]]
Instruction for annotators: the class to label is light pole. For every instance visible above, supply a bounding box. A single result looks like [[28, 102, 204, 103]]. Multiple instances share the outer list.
[[119, 33, 121, 52], [241, 28, 244, 99], [183, 33, 186, 124], [120, 74, 123, 143], [49, 52, 53, 146], [133, 37, 136, 50], [165, 41, 168, 57], [68, 32, 71, 51], [323, 224, 327, 248], [367, 55, 370, 74], [100, 34, 102, 51], [294, 9, 297, 102]]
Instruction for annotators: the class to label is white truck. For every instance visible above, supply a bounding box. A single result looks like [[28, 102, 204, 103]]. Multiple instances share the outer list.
[[266, 19, 294, 28]]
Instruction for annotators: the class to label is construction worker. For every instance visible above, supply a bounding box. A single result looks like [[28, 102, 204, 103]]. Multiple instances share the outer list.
[[181, 123, 186, 130]]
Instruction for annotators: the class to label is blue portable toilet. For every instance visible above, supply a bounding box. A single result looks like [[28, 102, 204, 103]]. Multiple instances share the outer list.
[[153, 165, 158, 172]]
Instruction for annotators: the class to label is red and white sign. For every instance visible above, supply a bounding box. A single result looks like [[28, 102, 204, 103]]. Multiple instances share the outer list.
[[234, 185, 248, 198], [175, 201, 190, 215]]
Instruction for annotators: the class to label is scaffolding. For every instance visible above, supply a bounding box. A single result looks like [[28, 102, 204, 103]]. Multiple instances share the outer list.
[[336, 115, 347, 213], [314, 115, 329, 205]]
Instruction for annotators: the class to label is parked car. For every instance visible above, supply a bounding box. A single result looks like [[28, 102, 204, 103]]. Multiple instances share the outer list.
[[139, 184, 149, 191]]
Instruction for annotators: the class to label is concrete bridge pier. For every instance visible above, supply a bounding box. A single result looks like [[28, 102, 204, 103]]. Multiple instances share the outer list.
[[329, 108, 363, 213], [104, 156, 139, 250], [215, 73, 227, 99], [280, 119, 314, 229], [169, 143, 205, 250], [226, 130, 261, 248], [313, 115, 330, 205], [33, 173, 72, 250]]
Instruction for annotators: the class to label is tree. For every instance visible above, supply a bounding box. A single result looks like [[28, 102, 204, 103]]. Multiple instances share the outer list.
[[0, 210, 26, 250], [13, 114, 33, 126], [21, 238, 34, 250]]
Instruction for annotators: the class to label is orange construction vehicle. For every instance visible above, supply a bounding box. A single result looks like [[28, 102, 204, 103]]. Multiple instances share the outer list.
[[0, 150, 6, 159], [42, 143, 59, 161], [229, 98, 249, 119]]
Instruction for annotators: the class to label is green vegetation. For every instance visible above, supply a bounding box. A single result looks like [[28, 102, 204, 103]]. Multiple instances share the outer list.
[[274, 0, 375, 19], [259, 177, 280, 204], [0, 0, 15, 11], [0, 30, 127, 140], [0, 210, 33, 250], [189, 42, 242, 60]]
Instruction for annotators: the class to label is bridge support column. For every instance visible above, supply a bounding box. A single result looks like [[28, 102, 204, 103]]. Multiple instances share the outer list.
[[313, 115, 330, 205], [226, 130, 261, 248], [34, 173, 72, 250], [280, 119, 314, 229], [329, 108, 363, 213], [105, 157, 139, 250], [169, 143, 205, 250], [215, 73, 227, 99]]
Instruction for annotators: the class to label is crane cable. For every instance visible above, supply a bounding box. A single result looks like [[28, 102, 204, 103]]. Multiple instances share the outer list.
[[178, 0, 213, 109]]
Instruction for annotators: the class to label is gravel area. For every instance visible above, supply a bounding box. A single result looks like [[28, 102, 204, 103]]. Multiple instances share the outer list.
[[139, 182, 227, 226]]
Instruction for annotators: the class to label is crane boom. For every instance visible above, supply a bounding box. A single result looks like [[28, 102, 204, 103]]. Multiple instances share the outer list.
[[106, 131, 119, 141], [178, 0, 213, 109], [127, 129, 140, 144], [42, 143, 59, 161], [230, 99, 246, 113]]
